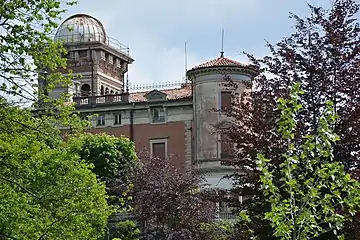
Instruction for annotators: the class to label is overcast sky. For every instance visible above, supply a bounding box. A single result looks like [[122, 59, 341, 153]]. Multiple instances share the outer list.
[[63, 0, 333, 86]]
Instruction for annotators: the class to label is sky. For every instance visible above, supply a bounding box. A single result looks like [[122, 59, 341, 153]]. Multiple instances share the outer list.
[[62, 0, 334, 86]]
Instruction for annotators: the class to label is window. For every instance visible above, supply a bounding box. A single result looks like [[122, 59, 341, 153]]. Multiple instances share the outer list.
[[100, 51, 106, 61], [150, 140, 167, 160], [221, 91, 232, 112], [97, 115, 105, 126], [116, 58, 121, 68], [108, 54, 113, 64], [80, 114, 89, 121], [79, 50, 87, 58], [217, 201, 236, 220], [220, 133, 234, 159], [114, 113, 121, 125], [151, 107, 165, 123]]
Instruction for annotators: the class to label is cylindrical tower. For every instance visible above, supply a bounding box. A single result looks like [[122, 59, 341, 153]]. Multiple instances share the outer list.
[[186, 55, 257, 189]]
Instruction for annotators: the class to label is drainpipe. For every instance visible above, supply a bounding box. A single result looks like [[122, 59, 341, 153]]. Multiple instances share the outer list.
[[129, 103, 135, 141]]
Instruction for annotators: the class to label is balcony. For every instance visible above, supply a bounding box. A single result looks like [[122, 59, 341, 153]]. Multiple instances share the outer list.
[[217, 211, 237, 221], [73, 94, 126, 106]]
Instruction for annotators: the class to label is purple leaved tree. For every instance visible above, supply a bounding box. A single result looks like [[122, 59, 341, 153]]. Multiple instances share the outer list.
[[132, 154, 216, 239]]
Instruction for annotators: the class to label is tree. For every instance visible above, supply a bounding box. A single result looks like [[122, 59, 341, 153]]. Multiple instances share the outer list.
[[0, 1, 114, 239], [0, 101, 112, 240], [66, 133, 139, 240], [0, 0, 75, 105], [67, 133, 137, 195], [221, 0, 360, 237], [198, 220, 236, 240], [256, 83, 360, 239], [132, 155, 216, 239], [0, 0, 87, 135]]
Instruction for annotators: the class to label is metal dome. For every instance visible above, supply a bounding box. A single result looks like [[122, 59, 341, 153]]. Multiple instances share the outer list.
[[54, 14, 107, 44]]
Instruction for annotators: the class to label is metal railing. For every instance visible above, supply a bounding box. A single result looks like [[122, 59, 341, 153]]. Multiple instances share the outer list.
[[217, 211, 237, 221], [54, 33, 130, 55], [129, 78, 190, 92]]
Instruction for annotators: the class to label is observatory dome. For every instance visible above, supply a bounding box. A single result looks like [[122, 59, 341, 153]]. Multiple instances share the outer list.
[[54, 14, 106, 44]]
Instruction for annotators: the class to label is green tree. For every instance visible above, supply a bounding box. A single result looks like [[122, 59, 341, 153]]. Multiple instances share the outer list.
[[67, 133, 137, 204], [67, 133, 137, 181], [199, 220, 236, 240], [0, 0, 88, 133], [255, 83, 360, 239], [0, 102, 112, 240], [67, 133, 139, 240], [0, 1, 113, 239], [0, 0, 75, 103]]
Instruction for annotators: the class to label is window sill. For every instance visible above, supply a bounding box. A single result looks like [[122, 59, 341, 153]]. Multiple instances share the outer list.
[[151, 121, 166, 125]]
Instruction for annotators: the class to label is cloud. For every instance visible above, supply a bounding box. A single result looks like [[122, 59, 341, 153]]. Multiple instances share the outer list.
[[63, 0, 264, 85], [62, 0, 333, 86]]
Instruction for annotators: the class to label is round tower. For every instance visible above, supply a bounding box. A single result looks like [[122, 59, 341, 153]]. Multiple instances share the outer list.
[[186, 54, 257, 189]]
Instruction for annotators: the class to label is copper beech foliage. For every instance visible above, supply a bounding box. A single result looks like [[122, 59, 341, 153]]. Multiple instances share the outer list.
[[131, 153, 216, 240], [221, 0, 360, 238]]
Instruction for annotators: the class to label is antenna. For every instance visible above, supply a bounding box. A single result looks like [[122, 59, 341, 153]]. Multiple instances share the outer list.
[[184, 41, 188, 80], [220, 29, 225, 57]]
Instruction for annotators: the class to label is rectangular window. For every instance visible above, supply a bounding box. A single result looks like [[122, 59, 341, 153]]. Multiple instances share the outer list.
[[80, 114, 89, 121], [151, 140, 167, 160], [114, 113, 121, 125], [100, 51, 106, 61], [221, 91, 232, 112], [68, 51, 75, 60], [97, 115, 105, 126], [220, 133, 234, 159], [108, 54, 113, 64], [217, 202, 235, 220], [79, 50, 87, 58], [116, 58, 121, 68], [151, 107, 165, 123], [74, 51, 79, 60]]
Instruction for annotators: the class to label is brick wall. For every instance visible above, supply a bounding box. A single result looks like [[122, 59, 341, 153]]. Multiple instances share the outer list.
[[88, 121, 187, 171]]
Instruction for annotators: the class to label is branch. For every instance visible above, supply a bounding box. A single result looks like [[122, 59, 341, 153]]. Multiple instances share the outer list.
[[0, 232, 18, 240], [37, 211, 74, 240], [0, 176, 39, 199]]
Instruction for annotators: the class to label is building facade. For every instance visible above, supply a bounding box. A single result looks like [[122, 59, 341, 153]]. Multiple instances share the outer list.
[[49, 14, 257, 216]]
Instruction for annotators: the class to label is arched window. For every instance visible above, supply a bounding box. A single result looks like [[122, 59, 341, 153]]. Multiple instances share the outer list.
[[110, 90, 114, 95], [81, 84, 91, 96], [100, 85, 104, 95], [105, 87, 109, 95]]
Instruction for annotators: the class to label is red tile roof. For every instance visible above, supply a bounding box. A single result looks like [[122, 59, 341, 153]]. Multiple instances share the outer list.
[[190, 56, 247, 70], [129, 83, 192, 102]]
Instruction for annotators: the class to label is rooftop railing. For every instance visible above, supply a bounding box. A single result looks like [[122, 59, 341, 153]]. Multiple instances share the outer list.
[[54, 33, 130, 55], [73, 93, 126, 106]]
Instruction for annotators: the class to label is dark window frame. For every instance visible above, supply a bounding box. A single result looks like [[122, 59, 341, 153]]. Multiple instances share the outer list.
[[97, 114, 105, 126], [151, 107, 165, 123]]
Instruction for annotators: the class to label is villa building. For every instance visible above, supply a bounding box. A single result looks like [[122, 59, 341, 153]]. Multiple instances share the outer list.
[[47, 13, 258, 219]]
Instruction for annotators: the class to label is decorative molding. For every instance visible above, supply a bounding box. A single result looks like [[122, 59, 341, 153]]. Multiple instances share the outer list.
[[187, 66, 258, 79], [144, 90, 167, 102], [149, 138, 168, 159]]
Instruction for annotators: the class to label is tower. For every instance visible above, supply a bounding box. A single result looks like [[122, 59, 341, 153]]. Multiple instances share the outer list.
[[186, 54, 257, 189], [50, 14, 134, 99]]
